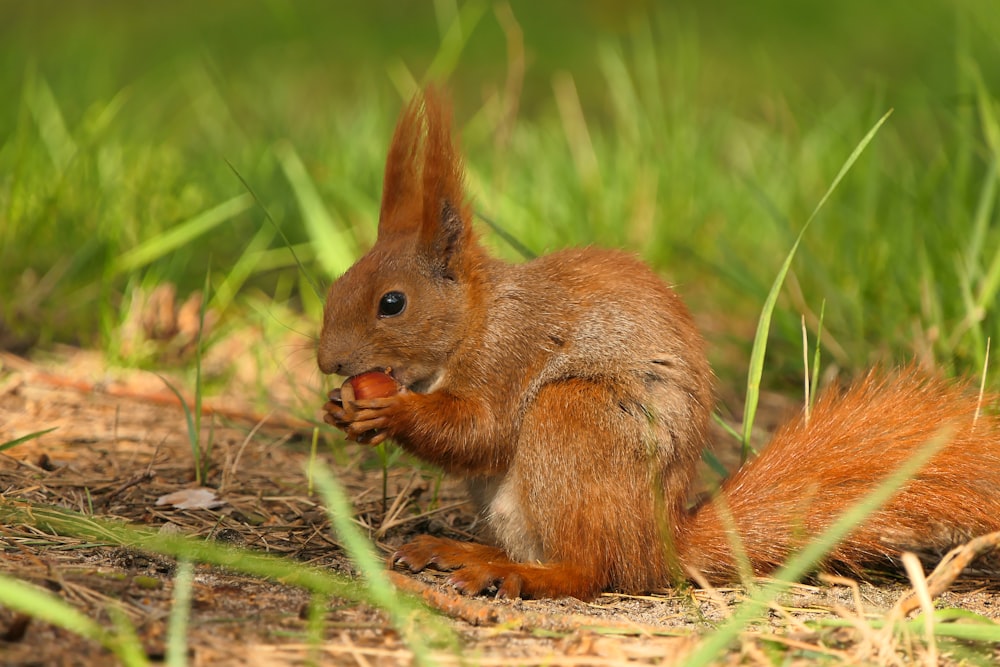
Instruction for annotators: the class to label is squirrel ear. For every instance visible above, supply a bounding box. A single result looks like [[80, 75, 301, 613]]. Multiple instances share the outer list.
[[418, 87, 474, 278], [377, 88, 475, 278]]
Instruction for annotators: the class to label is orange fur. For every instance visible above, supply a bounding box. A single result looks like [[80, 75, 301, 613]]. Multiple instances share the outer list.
[[319, 89, 1000, 600], [681, 369, 1000, 582]]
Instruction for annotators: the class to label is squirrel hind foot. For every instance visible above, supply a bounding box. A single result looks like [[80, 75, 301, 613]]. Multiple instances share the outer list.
[[391, 535, 509, 573], [391, 535, 605, 600]]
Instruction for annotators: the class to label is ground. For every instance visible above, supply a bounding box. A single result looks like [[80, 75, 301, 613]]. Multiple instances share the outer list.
[[2, 347, 999, 666]]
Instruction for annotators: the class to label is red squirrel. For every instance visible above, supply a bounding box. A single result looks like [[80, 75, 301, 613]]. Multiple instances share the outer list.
[[319, 88, 1000, 600]]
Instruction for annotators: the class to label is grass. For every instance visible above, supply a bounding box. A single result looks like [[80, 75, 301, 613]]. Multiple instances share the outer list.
[[0, 427, 58, 453], [0, 573, 147, 665], [4, 0, 1000, 664], [0, 495, 454, 662], [2, 1, 999, 384]]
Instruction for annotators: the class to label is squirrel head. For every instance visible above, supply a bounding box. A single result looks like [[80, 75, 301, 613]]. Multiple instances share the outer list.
[[318, 88, 486, 392]]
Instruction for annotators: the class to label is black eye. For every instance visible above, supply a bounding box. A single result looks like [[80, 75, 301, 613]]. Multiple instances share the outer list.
[[377, 291, 406, 318]]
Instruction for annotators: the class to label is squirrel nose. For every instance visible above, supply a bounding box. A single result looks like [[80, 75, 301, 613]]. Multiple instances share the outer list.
[[318, 358, 342, 376], [316, 345, 343, 376]]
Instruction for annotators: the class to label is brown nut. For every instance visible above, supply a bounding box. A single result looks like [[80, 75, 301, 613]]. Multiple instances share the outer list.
[[346, 371, 400, 400]]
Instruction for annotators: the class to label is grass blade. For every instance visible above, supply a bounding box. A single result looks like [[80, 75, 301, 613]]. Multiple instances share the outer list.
[[1, 427, 58, 453], [310, 464, 455, 664], [311, 465, 397, 610], [274, 141, 358, 279], [1, 493, 456, 660], [26, 72, 77, 173], [0, 499, 360, 599], [425, 0, 488, 82], [476, 210, 536, 260], [157, 374, 200, 482], [226, 159, 325, 301], [741, 109, 893, 455], [819, 608, 1000, 642], [192, 268, 209, 483], [809, 299, 826, 412], [107, 605, 149, 667], [0, 574, 107, 643], [165, 559, 194, 667], [0, 574, 149, 666], [210, 220, 277, 313], [113, 195, 252, 275]]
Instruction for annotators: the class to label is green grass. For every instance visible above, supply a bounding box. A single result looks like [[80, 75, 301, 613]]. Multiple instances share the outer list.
[[0, 573, 148, 666], [0, 494, 455, 663], [0, 427, 58, 453], [2, 0, 999, 385]]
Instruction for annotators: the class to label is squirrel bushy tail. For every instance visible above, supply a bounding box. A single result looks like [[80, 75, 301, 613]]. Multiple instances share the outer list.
[[680, 367, 1000, 582]]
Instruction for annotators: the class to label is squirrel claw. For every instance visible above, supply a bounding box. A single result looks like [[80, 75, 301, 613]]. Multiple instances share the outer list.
[[391, 550, 423, 572], [496, 574, 524, 600], [391, 546, 437, 573], [447, 564, 522, 598], [322, 401, 347, 419], [392, 535, 473, 573], [446, 571, 482, 596]]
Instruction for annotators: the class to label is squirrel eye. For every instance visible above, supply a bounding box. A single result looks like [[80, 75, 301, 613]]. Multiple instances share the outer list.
[[377, 291, 407, 318]]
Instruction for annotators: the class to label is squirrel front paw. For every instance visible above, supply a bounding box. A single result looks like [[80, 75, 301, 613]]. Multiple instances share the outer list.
[[322, 388, 349, 427], [344, 395, 400, 444], [322, 374, 405, 445]]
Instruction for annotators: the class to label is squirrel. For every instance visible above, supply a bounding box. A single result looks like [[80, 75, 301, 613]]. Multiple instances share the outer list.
[[318, 88, 1000, 600]]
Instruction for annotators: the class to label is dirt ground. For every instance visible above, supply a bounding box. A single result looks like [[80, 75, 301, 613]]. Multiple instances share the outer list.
[[2, 347, 1000, 666]]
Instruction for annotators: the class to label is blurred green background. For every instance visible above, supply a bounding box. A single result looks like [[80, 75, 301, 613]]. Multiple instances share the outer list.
[[2, 0, 1000, 387]]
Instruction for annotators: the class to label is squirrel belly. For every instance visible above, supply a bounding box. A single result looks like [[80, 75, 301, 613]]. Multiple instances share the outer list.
[[319, 87, 1000, 600]]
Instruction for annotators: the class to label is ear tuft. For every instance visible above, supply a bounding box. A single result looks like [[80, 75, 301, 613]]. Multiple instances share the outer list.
[[376, 87, 476, 276], [377, 95, 423, 235]]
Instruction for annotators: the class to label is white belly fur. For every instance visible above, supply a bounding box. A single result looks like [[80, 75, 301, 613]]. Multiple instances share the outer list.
[[466, 474, 542, 563]]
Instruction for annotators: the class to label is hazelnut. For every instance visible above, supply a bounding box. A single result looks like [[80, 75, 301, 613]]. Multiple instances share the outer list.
[[346, 370, 400, 400]]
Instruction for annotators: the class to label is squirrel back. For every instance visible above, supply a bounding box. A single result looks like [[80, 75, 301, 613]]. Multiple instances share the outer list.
[[320, 88, 1000, 599]]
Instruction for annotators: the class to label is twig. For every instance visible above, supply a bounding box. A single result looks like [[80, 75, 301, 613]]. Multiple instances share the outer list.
[[889, 530, 1000, 621], [684, 565, 733, 619], [96, 471, 155, 509]]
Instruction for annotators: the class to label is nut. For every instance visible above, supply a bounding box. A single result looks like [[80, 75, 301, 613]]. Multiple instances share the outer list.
[[346, 370, 400, 400]]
